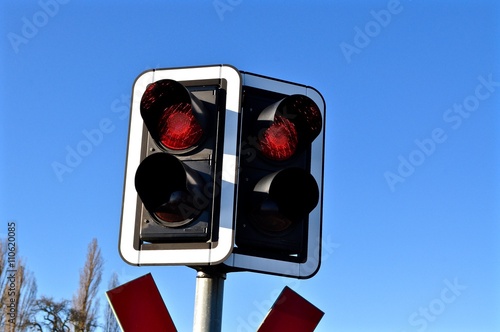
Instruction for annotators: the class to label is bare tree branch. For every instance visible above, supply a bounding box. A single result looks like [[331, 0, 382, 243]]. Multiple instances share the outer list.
[[0, 239, 37, 332], [31, 296, 72, 332], [16, 259, 38, 331], [71, 238, 103, 332], [104, 272, 120, 332]]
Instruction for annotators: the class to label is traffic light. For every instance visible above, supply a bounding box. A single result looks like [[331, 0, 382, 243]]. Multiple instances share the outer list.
[[135, 78, 217, 243], [119, 65, 325, 274], [119, 65, 241, 266], [224, 72, 326, 278]]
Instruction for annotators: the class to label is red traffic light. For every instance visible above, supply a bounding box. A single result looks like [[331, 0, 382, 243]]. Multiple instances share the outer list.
[[140, 79, 207, 151], [119, 65, 242, 266], [234, 83, 324, 263], [257, 94, 322, 161], [260, 116, 298, 161], [134, 79, 222, 243]]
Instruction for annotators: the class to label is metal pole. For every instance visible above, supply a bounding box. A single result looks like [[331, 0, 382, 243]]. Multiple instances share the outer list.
[[193, 268, 226, 332]]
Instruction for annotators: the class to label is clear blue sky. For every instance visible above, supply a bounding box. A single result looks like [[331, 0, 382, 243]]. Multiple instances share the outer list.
[[1, 0, 499, 331]]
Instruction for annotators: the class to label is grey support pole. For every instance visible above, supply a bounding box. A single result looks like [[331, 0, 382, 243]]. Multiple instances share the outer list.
[[193, 268, 226, 332]]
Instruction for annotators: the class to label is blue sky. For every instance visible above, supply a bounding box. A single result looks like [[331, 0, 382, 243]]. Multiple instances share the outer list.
[[1, 0, 499, 331]]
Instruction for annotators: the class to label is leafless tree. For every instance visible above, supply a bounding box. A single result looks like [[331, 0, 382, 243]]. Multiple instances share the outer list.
[[103, 272, 120, 332], [30, 296, 73, 332], [71, 238, 103, 332], [0, 239, 38, 332]]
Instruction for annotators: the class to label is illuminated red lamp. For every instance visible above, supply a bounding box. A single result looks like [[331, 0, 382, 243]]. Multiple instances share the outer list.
[[260, 116, 298, 161], [257, 94, 322, 161], [158, 102, 203, 150], [141, 79, 206, 151]]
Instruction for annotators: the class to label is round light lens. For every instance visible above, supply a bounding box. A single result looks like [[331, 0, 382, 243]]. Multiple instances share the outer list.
[[158, 102, 203, 150], [154, 191, 192, 224], [260, 116, 298, 161], [140, 80, 205, 151]]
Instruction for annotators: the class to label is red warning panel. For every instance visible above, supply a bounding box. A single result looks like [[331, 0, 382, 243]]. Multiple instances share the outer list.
[[106, 273, 177, 332], [257, 286, 324, 332]]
